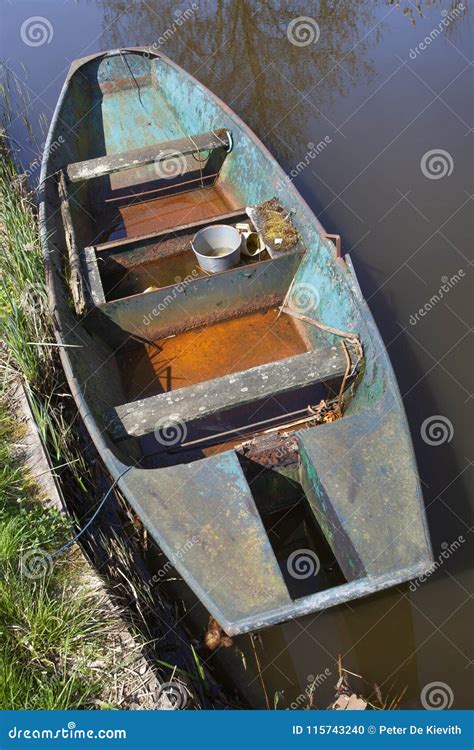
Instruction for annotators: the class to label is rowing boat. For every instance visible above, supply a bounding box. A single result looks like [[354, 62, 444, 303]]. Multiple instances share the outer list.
[[40, 49, 433, 635]]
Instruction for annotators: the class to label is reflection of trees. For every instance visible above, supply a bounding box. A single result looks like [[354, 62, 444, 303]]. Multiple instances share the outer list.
[[81, 0, 469, 164], [98, 0, 381, 161], [389, 0, 469, 30]]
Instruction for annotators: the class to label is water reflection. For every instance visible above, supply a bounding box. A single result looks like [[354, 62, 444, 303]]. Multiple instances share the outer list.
[[389, 0, 469, 29], [99, 0, 382, 160]]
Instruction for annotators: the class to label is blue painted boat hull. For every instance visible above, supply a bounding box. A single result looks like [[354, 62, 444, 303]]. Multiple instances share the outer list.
[[40, 49, 433, 634]]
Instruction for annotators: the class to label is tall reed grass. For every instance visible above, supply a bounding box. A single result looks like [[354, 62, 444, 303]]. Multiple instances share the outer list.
[[0, 143, 115, 709]]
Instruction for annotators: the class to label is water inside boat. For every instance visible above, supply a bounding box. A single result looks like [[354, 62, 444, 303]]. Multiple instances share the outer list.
[[117, 308, 309, 400], [106, 184, 235, 242], [239, 460, 347, 599]]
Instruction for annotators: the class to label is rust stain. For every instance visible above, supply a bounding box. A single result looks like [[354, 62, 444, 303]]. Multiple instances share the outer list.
[[117, 307, 308, 400], [99, 75, 151, 94], [117, 184, 236, 238]]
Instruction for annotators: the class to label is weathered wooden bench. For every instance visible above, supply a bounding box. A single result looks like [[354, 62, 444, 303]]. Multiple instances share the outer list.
[[107, 344, 352, 441], [66, 128, 231, 182]]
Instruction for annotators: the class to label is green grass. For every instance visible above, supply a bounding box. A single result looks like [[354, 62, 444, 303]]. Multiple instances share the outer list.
[[0, 140, 89, 481], [0, 144, 116, 709], [0, 405, 114, 709], [0, 154, 52, 384]]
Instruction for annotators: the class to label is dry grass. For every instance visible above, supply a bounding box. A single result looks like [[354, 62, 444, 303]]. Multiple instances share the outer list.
[[257, 198, 300, 250]]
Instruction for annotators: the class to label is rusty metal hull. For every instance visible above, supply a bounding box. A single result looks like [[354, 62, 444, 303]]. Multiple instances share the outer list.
[[39, 48, 433, 635]]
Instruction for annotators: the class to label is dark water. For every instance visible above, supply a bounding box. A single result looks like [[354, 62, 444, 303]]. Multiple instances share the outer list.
[[1, 0, 472, 709]]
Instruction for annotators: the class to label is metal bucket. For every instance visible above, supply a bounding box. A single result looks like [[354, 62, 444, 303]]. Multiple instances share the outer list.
[[191, 224, 241, 273]]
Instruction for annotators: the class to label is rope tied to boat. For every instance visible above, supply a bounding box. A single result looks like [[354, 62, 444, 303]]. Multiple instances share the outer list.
[[212, 128, 233, 153], [49, 465, 134, 559], [151, 75, 233, 187], [280, 306, 364, 419]]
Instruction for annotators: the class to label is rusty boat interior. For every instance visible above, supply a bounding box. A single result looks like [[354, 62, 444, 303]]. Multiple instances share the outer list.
[[40, 49, 433, 634]]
